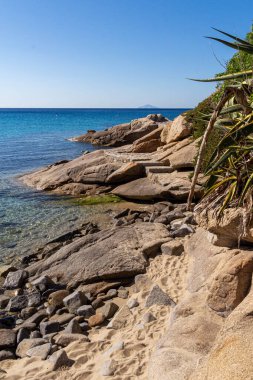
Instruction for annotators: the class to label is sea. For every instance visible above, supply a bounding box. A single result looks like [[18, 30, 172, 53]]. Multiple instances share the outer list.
[[0, 108, 189, 263]]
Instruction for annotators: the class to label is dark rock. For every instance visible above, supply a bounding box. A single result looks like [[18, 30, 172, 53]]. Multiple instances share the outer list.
[[145, 285, 176, 308], [79, 321, 89, 332], [0, 329, 16, 349], [21, 307, 37, 320], [48, 349, 74, 370], [0, 316, 16, 329], [40, 321, 60, 336], [3, 270, 28, 289], [0, 349, 15, 361], [91, 298, 104, 309], [27, 292, 41, 307], [171, 224, 194, 238], [77, 305, 95, 319], [7, 295, 28, 312], [17, 327, 30, 344], [0, 295, 10, 309]]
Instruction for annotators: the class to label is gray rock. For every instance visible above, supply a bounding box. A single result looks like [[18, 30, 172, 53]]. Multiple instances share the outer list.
[[79, 321, 89, 332], [54, 333, 88, 347], [0, 329, 16, 349], [127, 298, 139, 309], [15, 322, 37, 332], [26, 343, 52, 360], [101, 302, 119, 319], [31, 276, 55, 292], [145, 285, 176, 308], [64, 319, 83, 334], [92, 298, 104, 309], [117, 289, 129, 299], [16, 338, 47, 358], [77, 305, 95, 319], [27, 292, 41, 307], [40, 321, 60, 336], [30, 331, 41, 339], [49, 313, 75, 325], [17, 327, 30, 344], [106, 289, 118, 298], [63, 291, 88, 313], [24, 309, 48, 325], [3, 270, 28, 289], [161, 240, 184, 256], [27, 223, 170, 289], [48, 349, 74, 370], [142, 312, 157, 324], [171, 223, 194, 238], [21, 307, 37, 319], [7, 295, 28, 312], [0, 349, 15, 361], [0, 295, 10, 309]]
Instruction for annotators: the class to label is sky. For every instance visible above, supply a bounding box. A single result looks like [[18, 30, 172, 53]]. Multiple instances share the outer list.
[[0, 0, 252, 108]]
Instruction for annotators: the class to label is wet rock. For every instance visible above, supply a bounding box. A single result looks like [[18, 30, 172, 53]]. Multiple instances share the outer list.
[[7, 295, 28, 312], [64, 319, 83, 334], [0, 329, 16, 349], [48, 349, 74, 370], [0, 349, 15, 361], [77, 305, 95, 319], [88, 313, 105, 327], [16, 338, 47, 358], [40, 321, 60, 336], [26, 343, 52, 360], [145, 285, 176, 308], [63, 291, 88, 313], [3, 270, 28, 289], [100, 302, 119, 319]]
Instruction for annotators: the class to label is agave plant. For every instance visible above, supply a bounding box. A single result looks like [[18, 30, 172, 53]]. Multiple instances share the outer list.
[[187, 28, 253, 215]]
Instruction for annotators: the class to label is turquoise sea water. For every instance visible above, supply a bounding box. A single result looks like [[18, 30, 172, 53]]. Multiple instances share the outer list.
[[0, 108, 189, 263]]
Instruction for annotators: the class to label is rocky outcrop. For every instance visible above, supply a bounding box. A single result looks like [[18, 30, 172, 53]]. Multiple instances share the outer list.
[[160, 115, 192, 144], [70, 114, 168, 147]]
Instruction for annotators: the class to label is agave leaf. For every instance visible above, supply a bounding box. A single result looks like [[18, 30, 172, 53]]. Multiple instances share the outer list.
[[219, 181, 237, 215], [211, 28, 253, 47], [206, 36, 253, 54], [188, 70, 253, 82], [204, 175, 236, 197], [239, 173, 253, 205], [219, 104, 244, 115]]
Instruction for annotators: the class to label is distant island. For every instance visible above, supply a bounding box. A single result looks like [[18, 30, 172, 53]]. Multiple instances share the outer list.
[[137, 104, 158, 109]]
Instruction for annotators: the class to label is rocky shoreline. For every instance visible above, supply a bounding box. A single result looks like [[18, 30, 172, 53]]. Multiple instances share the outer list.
[[1, 113, 253, 380]]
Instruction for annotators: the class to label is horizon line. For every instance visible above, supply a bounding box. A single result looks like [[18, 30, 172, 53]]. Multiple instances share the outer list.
[[0, 106, 192, 110]]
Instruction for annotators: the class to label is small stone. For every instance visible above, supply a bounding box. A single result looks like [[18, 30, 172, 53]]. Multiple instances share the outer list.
[[0, 295, 10, 309], [63, 291, 88, 313], [88, 313, 105, 327], [22, 309, 48, 325], [27, 292, 41, 307], [16, 338, 47, 358], [127, 298, 139, 309], [100, 302, 119, 319], [46, 305, 57, 316], [54, 333, 88, 347], [117, 289, 128, 299], [161, 240, 184, 256], [79, 321, 89, 332], [134, 274, 152, 292], [101, 359, 116, 376], [17, 327, 30, 344], [26, 343, 52, 360], [7, 295, 28, 312], [64, 319, 82, 334], [171, 224, 194, 238], [142, 312, 156, 324], [0, 329, 16, 349], [56, 307, 69, 315], [48, 290, 69, 307], [30, 331, 41, 339], [48, 349, 74, 370], [40, 321, 60, 336], [49, 313, 75, 325], [0, 316, 15, 329], [31, 276, 55, 292], [92, 298, 104, 309], [106, 289, 117, 298], [15, 322, 37, 332], [145, 285, 176, 308], [0, 349, 15, 361], [77, 305, 95, 319], [21, 307, 37, 319], [3, 270, 28, 289]]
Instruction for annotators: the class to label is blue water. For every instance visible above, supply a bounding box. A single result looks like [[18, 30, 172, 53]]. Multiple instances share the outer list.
[[0, 108, 188, 263]]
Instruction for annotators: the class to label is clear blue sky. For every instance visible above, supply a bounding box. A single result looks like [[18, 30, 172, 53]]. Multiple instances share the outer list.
[[0, 0, 252, 108]]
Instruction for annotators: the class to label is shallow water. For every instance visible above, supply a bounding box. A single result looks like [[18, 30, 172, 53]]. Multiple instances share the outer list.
[[0, 108, 189, 263]]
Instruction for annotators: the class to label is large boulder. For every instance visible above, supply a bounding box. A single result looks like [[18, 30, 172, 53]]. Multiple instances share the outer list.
[[27, 223, 170, 288], [131, 125, 165, 153], [161, 115, 192, 144], [168, 139, 198, 169], [106, 162, 145, 184], [70, 114, 168, 147]]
